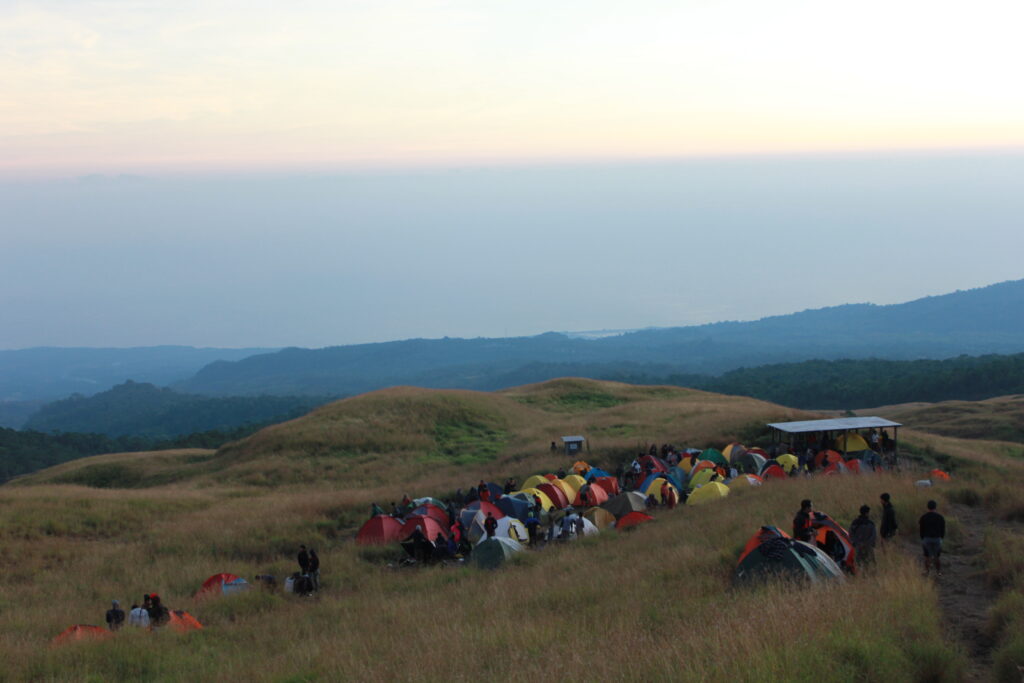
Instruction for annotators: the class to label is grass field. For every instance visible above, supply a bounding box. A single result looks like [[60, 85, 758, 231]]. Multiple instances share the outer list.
[[2, 379, 1022, 681]]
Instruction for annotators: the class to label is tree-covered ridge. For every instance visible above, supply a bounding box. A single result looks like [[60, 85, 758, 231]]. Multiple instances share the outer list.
[[176, 278, 1024, 397], [24, 381, 332, 438], [0, 422, 272, 483]]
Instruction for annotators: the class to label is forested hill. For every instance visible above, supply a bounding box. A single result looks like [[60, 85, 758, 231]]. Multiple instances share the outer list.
[[177, 278, 1024, 397], [0, 345, 275, 402], [23, 381, 331, 438]]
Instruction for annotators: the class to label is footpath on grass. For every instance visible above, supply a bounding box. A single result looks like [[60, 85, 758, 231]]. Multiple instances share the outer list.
[[906, 503, 998, 682]]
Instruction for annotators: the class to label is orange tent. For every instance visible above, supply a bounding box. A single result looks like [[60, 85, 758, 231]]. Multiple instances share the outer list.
[[52, 625, 111, 645], [814, 450, 844, 469], [168, 610, 203, 632], [931, 469, 951, 481], [356, 515, 405, 545], [573, 484, 609, 507]]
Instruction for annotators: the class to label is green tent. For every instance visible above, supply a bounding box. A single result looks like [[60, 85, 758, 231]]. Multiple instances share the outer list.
[[700, 448, 729, 468], [472, 537, 524, 570], [600, 491, 648, 518], [734, 527, 844, 585]]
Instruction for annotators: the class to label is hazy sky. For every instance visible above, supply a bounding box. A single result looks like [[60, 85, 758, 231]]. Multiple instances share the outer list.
[[2, 2, 1023, 348]]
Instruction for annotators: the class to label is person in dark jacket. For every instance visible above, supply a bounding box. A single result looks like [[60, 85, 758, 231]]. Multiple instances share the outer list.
[[105, 600, 125, 631], [793, 499, 814, 542], [880, 493, 898, 540], [308, 548, 320, 590], [919, 500, 946, 576], [147, 594, 170, 628], [483, 512, 498, 538], [850, 505, 878, 565], [297, 545, 310, 574]]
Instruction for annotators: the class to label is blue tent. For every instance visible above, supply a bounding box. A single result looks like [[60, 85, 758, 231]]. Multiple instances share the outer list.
[[584, 468, 613, 481], [495, 495, 531, 522], [638, 471, 685, 495]]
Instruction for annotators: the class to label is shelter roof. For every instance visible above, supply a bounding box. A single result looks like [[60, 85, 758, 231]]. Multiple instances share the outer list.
[[767, 417, 902, 434], [561, 435, 585, 442]]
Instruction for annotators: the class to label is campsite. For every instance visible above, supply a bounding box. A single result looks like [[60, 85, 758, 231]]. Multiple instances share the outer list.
[[2, 378, 1023, 681]]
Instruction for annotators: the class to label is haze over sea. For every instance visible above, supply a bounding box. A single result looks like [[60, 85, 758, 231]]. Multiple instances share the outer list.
[[4, 150, 1022, 350]]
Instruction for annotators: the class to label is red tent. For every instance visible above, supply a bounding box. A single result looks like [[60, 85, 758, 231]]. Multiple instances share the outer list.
[[639, 454, 669, 474], [812, 512, 857, 574], [845, 459, 862, 474], [52, 625, 111, 645], [814, 450, 844, 469], [591, 476, 620, 496], [168, 610, 203, 632], [573, 484, 609, 507], [411, 503, 450, 527], [931, 469, 951, 481], [616, 511, 654, 530], [400, 515, 448, 542], [356, 515, 405, 545], [760, 463, 787, 480], [536, 483, 570, 509]]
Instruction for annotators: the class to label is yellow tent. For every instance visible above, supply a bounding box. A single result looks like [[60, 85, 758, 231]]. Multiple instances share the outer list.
[[583, 506, 616, 530], [727, 474, 763, 490], [776, 453, 799, 473], [515, 488, 554, 511], [572, 461, 590, 475], [689, 468, 717, 487], [722, 442, 745, 459], [678, 457, 694, 473], [522, 475, 550, 490], [644, 478, 679, 503], [562, 474, 588, 494], [550, 479, 575, 503], [835, 433, 870, 452], [688, 482, 730, 505]]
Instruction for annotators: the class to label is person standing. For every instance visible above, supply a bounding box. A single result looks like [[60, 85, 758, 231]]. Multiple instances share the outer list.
[[793, 499, 814, 543], [526, 514, 541, 546], [919, 500, 946, 576], [105, 600, 125, 632], [147, 594, 169, 629], [297, 545, 310, 575], [128, 602, 150, 628], [880, 493, 898, 541], [483, 512, 498, 539], [850, 505, 878, 565], [308, 548, 320, 591]]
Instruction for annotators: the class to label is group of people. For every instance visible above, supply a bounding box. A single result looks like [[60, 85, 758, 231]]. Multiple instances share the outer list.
[[103, 593, 170, 632], [294, 545, 321, 594], [792, 493, 946, 575]]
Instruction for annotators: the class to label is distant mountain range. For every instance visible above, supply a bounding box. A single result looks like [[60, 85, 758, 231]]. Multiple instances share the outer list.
[[175, 278, 1024, 397]]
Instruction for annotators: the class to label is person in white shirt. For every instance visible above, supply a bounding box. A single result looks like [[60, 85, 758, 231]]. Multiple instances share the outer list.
[[128, 602, 150, 628]]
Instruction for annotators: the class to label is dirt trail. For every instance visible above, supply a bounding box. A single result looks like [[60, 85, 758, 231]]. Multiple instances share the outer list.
[[903, 503, 999, 682]]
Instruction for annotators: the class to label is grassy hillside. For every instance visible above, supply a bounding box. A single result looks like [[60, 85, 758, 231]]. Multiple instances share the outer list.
[[3, 379, 1023, 681], [19, 379, 803, 494], [861, 394, 1024, 445]]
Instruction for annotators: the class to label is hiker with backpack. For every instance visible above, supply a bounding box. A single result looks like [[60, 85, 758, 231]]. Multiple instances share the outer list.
[[919, 500, 946, 577]]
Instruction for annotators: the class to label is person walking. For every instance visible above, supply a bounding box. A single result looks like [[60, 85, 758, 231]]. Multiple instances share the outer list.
[[919, 500, 946, 577], [105, 600, 125, 632], [880, 493, 898, 541], [793, 499, 814, 543], [849, 505, 878, 565]]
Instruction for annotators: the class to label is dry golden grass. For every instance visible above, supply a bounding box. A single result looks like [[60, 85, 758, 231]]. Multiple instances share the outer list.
[[4, 379, 1023, 680]]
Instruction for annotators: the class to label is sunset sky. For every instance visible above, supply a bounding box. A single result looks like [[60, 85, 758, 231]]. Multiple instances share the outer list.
[[4, 0, 1024, 174], [3, 1, 1024, 349]]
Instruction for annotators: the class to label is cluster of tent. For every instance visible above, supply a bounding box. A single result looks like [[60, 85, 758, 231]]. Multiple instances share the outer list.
[[52, 610, 203, 645], [734, 510, 860, 584], [53, 573, 258, 644], [355, 440, 868, 569]]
